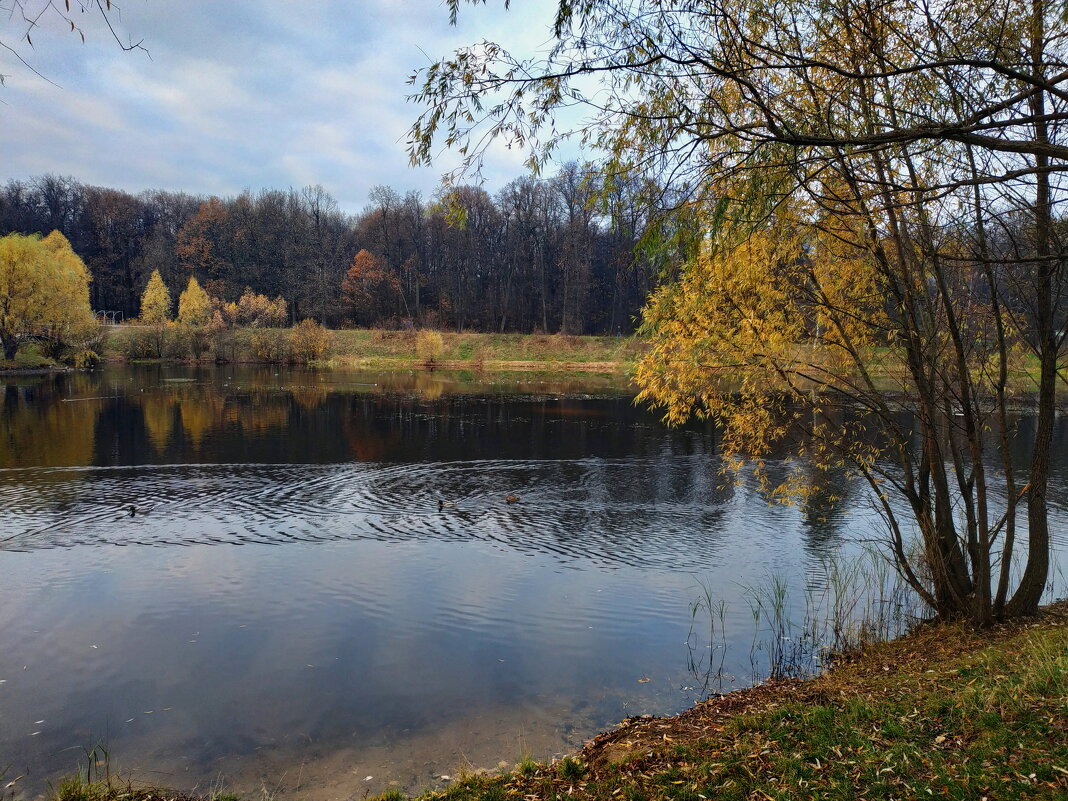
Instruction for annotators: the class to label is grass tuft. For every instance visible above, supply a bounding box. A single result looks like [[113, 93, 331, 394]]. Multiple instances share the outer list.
[[557, 757, 585, 781]]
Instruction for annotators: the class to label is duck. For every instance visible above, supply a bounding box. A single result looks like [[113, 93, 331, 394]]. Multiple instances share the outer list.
[[505, 494, 520, 504], [438, 500, 455, 511], [126, 504, 138, 517]]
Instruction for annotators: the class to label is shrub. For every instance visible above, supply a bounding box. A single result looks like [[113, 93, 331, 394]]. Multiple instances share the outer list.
[[67, 349, 100, 369], [248, 328, 288, 363], [289, 319, 333, 363], [172, 323, 212, 361], [416, 329, 445, 365], [115, 326, 164, 360]]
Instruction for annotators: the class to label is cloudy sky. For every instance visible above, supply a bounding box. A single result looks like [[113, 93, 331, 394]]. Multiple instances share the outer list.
[[1, 0, 565, 212]]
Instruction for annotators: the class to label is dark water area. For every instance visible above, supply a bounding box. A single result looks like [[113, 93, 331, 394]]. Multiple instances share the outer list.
[[0, 366, 1064, 800]]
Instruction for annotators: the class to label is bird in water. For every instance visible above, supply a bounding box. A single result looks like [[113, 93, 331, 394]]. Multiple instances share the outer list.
[[438, 500, 455, 511], [126, 505, 138, 517], [505, 494, 520, 504]]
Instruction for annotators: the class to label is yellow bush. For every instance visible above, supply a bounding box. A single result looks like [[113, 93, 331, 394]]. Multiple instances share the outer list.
[[248, 328, 288, 362], [416, 329, 445, 364], [289, 319, 333, 363]]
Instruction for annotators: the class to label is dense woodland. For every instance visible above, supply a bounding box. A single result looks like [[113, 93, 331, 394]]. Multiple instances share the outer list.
[[0, 170, 688, 333]]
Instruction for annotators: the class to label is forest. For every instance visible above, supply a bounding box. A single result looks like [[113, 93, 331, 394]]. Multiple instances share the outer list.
[[0, 169, 688, 334]]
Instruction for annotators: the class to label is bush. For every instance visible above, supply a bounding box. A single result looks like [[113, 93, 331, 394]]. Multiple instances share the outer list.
[[416, 329, 445, 365], [67, 349, 100, 368], [171, 323, 213, 360], [115, 326, 165, 360], [289, 319, 333, 363], [248, 328, 288, 363]]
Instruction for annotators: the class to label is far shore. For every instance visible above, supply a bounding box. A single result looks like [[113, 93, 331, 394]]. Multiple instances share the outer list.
[[100, 326, 644, 375]]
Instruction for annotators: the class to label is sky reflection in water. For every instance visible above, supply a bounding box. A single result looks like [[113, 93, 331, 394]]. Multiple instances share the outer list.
[[0, 365, 1063, 798]]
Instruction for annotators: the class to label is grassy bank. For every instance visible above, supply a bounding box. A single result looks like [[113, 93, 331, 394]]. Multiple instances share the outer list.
[[39, 606, 1068, 801], [325, 330, 641, 372], [101, 326, 642, 374]]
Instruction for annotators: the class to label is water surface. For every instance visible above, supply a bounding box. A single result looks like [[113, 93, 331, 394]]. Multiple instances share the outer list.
[[0, 366, 1063, 799]]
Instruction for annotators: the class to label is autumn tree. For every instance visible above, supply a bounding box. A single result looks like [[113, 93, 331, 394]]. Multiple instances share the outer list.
[[0, 231, 94, 360], [412, 0, 1068, 624], [140, 270, 171, 324], [175, 275, 213, 360], [177, 276, 211, 326], [235, 287, 287, 327], [38, 231, 96, 347], [341, 249, 402, 325], [139, 269, 172, 358], [176, 198, 230, 286]]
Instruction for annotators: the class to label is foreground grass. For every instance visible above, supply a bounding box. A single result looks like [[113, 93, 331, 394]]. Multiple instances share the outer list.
[[42, 608, 1068, 801], [428, 612, 1068, 801]]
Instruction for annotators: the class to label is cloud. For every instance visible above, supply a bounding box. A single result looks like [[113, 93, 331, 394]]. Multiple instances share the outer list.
[[0, 0, 577, 213]]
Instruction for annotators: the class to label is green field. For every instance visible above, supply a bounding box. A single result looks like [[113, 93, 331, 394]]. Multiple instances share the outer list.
[[102, 326, 644, 374]]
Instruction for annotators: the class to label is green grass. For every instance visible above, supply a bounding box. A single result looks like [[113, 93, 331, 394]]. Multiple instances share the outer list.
[[325, 329, 640, 370], [102, 326, 642, 374], [0, 342, 59, 370]]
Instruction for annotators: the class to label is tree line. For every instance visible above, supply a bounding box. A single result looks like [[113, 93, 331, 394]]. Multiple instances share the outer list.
[[0, 169, 687, 333]]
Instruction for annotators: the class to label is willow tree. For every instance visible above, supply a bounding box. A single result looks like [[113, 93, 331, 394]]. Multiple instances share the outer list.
[[0, 231, 94, 360], [412, 0, 1068, 624]]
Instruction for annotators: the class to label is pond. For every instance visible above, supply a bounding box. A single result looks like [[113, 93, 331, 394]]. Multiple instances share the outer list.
[[0, 365, 1064, 799]]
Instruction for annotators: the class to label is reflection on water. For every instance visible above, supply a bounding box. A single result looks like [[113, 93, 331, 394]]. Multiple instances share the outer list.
[[0, 366, 1064, 799]]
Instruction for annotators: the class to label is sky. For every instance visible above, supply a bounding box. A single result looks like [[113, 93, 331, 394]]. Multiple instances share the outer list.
[[0, 0, 567, 213]]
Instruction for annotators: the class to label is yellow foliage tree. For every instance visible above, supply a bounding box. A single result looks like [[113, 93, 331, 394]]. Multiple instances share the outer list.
[[236, 287, 288, 327], [139, 269, 173, 359], [177, 276, 212, 326], [413, 0, 1068, 625], [39, 231, 95, 344], [140, 270, 172, 324], [0, 232, 94, 360]]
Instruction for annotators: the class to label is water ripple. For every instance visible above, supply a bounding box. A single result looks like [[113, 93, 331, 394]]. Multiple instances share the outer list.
[[0, 457, 754, 569]]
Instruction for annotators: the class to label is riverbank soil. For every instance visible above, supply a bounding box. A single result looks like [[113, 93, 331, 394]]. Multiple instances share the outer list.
[[42, 604, 1068, 801]]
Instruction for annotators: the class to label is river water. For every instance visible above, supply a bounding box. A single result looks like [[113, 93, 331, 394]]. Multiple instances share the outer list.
[[0, 366, 1064, 799]]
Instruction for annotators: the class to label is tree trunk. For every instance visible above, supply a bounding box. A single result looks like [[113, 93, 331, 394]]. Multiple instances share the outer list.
[[1008, 0, 1054, 616], [2, 333, 18, 360]]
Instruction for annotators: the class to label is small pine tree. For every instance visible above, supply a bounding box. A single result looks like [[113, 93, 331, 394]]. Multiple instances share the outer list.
[[140, 270, 172, 324], [177, 276, 211, 326]]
